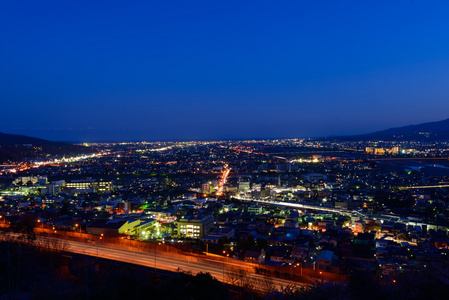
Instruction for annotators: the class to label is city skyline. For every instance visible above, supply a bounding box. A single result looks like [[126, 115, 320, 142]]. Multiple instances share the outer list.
[[2, 1, 449, 142]]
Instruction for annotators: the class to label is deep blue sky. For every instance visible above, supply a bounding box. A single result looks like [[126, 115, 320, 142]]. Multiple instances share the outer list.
[[1, 0, 449, 142]]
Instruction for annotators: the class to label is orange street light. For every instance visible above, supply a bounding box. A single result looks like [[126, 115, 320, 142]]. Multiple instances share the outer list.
[[222, 251, 226, 283], [297, 263, 303, 276]]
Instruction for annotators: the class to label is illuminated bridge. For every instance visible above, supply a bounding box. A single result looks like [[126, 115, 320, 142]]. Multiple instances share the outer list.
[[399, 184, 449, 189], [231, 196, 356, 216], [231, 196, 445, 230]]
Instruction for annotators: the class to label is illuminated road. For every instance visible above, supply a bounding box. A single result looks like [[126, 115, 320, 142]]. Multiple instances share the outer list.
[[232, 196, 355, 216], [216, 164, 231, 196], [400, 184, 449, 189], [37, 236, 307, 292], [233, 196, 446, 230], [4, 152, 104, 174]]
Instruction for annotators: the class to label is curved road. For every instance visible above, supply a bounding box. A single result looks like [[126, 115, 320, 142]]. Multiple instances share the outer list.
[[40, 236, 308, 292]]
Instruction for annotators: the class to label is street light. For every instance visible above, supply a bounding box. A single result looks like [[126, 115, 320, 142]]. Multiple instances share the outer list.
[[75, 223, 82, 237], [222, 250, 227, 284], [296, 263, 303, 276], [155, 242, 161, 271], [37, 219, 44, 230], [97, 234, 103, 258]]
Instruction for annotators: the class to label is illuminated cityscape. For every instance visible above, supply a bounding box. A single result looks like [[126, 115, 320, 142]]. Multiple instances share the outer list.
[[2, 0, 449, 299], [2, 137, 449, 298]]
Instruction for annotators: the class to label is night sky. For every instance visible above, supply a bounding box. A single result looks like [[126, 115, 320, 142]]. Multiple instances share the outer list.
[[1, 0, 449, 142]]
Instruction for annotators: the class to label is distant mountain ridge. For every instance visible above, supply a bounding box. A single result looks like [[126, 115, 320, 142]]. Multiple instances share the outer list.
[[331, 118, 449, 141], [0, 131, 66, 146], [0, 132, 95, 163]]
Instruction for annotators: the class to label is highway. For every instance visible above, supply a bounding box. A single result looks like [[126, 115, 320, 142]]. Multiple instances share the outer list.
[[232, 196, 355, 216], [231, 196, 447, 230], [400, 184, 449, 189], [34, 236, 307, 292]]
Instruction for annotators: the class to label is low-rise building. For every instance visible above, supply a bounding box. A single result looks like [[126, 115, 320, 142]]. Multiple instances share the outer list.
[[87, 219, 140, 236], [176, 214, 214, 238], [354, 220, 366, 234], [316, 250, 334, 269], [209, 227, 235, 239], [243, 250, 265, 263]]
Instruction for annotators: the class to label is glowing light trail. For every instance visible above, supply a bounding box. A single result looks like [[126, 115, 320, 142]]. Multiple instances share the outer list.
[[216, 164, 230, 196]]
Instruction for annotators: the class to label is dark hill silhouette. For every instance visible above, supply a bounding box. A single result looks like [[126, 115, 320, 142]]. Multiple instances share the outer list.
[[0, 132, 95, 163], [0, 131, 65, 146], [328, 118, 449, 141]]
